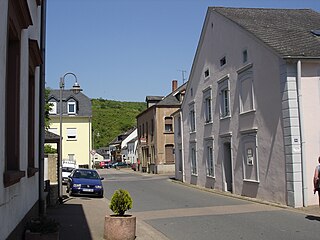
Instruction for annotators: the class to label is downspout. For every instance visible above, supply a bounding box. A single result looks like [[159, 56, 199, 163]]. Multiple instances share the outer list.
[[180, 110, 185, 182], [39, 0, 47, 216], [89, 116, 92, 169], [296, 60, 308, 206]]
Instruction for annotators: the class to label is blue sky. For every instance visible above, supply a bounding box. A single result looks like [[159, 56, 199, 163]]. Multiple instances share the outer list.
[[45, 0, 320, 102]]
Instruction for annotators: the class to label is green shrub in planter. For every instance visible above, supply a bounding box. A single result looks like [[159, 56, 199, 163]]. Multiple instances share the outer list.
[[109, 189, 133, 216]]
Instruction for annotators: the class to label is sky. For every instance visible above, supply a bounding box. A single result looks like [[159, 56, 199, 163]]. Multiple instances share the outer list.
[[45, 0, 320, 102]]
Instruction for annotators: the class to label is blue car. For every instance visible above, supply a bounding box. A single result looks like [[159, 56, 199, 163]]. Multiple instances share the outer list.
[[66, 168, 104, 198]]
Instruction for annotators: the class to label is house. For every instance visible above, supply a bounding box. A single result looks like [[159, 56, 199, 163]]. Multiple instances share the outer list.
[[127, 137, 138, 167], [137, 80, 187, 174], [48, 89, 92, 168], [176, 7, 320, 207], [109, 128, 136, 163], [0, 0, 46, 239], [121, 128, 137, 164]]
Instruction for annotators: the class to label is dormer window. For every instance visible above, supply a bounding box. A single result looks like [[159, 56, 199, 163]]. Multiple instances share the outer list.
[[68, 101, 76, 114], [49, 101, 57, 114]]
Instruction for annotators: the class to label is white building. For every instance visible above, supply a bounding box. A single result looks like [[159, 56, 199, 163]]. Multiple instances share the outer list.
[[0, 0, 46, 238]]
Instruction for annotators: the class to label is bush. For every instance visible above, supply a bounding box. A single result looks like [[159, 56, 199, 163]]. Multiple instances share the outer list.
[[25, 217, 59, 234], [109, 189, 133, 216]]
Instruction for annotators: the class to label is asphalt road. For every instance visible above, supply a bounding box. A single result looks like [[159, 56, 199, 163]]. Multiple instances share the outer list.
[[101, 168, 320, 240]]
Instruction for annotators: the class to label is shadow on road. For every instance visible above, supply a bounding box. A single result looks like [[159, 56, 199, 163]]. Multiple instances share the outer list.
[[47, 196, 92, 240], [305, 215, 320, 222]]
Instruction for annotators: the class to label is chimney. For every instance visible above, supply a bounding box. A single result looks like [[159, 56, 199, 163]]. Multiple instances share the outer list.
[[172, 80, 178, 92]]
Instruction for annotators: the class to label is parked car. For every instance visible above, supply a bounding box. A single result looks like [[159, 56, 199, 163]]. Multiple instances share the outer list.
[[112, 162, 129, 168], [99, 160, 112, 169], [66, 168, 104, 198], [62, 167, 75, 184]]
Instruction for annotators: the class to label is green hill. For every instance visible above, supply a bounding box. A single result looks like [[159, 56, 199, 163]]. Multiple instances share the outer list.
[[92, 98, 146, 149]]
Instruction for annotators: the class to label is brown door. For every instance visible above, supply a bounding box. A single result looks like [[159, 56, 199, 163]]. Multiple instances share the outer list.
[[165, 145, 174, 164]]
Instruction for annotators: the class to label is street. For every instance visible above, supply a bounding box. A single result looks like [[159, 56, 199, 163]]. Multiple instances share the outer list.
[[102, 168, 320, 240], [48, 168, 320, 240]]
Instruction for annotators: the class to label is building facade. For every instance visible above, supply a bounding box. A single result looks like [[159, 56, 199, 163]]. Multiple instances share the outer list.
[[177, 7, 320, 207], [48, 90, 92, 168], [0, 0, 46, 238], [137, 80, 186, 174]]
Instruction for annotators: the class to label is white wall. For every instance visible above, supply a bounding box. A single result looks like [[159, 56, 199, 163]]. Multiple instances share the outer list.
[[0, 1, 42, 238]]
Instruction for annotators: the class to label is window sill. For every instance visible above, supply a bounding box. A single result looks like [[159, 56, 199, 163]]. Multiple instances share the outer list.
[[240, 109, 256, 116], [67, 139, 77, 141], [243, 179, 260, 184], [206, 175, 215, 179], [220, 115, 231, 120], [27, 167, 39, 177], [191, 173, 198, 177], [3, 170, 25, 188], [164, 132, 174, 134], [204, 121, 213, 126]]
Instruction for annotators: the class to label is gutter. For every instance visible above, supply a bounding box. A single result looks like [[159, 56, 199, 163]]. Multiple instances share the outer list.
[[296, 60, 308, 207], [39, 0, 47, 215]]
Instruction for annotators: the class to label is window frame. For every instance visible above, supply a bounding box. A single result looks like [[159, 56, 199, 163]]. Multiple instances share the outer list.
[[190, 144, 197, 175], [205, 139, 214, 177], [203, 86, 212, 123], [67, 101, 76, 114], [66, 128, 77, 141], [218, 76, 230, 119], [189, 102, 196, 133], [238, 64, 255, 114]]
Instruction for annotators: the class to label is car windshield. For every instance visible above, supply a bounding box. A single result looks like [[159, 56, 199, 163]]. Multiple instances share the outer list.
[[62, 167, 74, 172], [73, 170, 100, 179]]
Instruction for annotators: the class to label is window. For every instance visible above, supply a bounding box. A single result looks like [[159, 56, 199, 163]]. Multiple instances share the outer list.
[[4, 0, 33, 187], [206, 142, 214, 177], [177, 116, 181, 136], [190, 145, 197, 175], [242, 49, 248, 63], [189, 109, 195, 132], [238, 65, 255, 113], [67, 128, 77, 140], [204, 69, 210, 79], [203, 87, 212, 123], [241, 131, 259, 182], [49, 101, 57, 114], [218, 76, 230, 118], [220, 56, 226, 67], [165, 117, 173, 132], [68, 101, 76, 114]]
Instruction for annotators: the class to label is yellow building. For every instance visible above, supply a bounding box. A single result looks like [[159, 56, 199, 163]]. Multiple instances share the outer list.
[[48, 90, 92, 168]]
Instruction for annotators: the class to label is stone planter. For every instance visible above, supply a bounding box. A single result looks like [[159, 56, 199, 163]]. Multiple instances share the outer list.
[[25, 230, 59, 240], [104, 215, 136, 240]]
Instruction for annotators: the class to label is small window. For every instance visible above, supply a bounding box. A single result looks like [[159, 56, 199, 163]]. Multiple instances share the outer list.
[[49, 101, 57, 114], [204, 69, 210, 78], [189, 109, 196, 132], [165, 117, 173, 132], [243, 50, 248, 63], [220, 56, 226, 67], [67, 128, 77, 140], [190, 145, 197, 175], [68, 101, 76, 114], [190, 88, 193, 97]]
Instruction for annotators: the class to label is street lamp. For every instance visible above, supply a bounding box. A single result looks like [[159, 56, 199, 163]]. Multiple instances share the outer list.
[[59, 72, 82, 202]]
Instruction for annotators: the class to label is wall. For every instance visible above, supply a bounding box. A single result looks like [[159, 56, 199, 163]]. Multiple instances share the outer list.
[[49, 116, 91, 167], [181, 10, 287, 205], [0, 1, 42, 239]]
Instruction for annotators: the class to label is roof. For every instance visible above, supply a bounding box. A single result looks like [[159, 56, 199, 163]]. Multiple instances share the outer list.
[[211, 7, 320, 58], [156, 82, 188, 106], [45, 130, 60, 143], [48, 89, 92, 116]]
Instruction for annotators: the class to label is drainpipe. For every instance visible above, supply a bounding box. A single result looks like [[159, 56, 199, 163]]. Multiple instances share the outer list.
[[180, 110, 185, 182], [296, 60, 308, 206], [39, 0, 47, 216]]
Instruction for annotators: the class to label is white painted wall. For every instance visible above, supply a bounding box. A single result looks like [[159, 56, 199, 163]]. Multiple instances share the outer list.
[[0, 1, 42, 238]]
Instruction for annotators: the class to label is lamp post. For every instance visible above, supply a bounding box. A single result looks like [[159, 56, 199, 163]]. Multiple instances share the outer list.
[[59, 72, 82, 202]]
